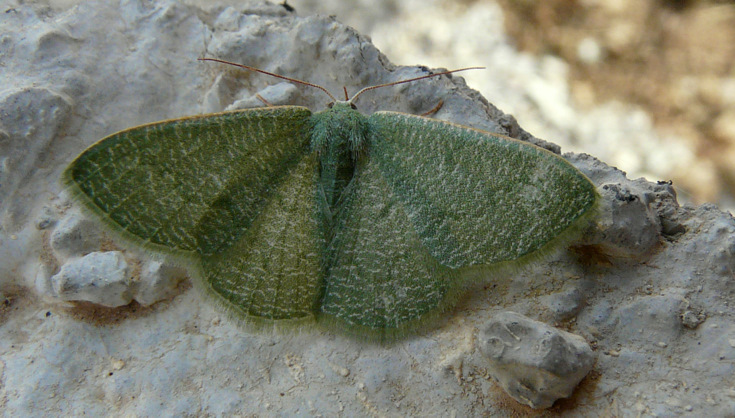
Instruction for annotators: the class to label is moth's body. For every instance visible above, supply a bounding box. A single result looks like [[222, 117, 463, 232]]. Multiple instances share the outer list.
[[310, 102, 368, 210], [64, 73, 598, 341]]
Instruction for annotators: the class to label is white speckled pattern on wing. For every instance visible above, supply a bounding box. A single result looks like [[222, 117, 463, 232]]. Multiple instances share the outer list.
[[202, 153, 326, 320], [321, 157, 454, 330], [65, 107, 313, 256], [368, 111, 597, 269]]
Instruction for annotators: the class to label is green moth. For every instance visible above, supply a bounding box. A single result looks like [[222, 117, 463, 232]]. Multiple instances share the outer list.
[[62, 60, 598, 341]]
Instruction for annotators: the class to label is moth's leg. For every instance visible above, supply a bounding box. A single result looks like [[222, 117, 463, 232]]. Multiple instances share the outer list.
[[256, 93, 275, 107], [421, 99, 444, 117]]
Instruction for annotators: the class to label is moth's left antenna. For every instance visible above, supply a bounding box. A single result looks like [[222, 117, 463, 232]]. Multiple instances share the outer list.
[[199, 57, 338, 102]]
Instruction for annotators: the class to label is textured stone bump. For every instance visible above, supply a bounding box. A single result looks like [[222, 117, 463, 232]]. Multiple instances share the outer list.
[[538, 284, 584, 322], [589, 183, 662, 257], [478, 311, 596, 409], [133, 260, 187, 306], [0, 87, 73, 230], [50, 251, 132, 307], [50, 212, 102, 260], [36, 205, 59, 230]]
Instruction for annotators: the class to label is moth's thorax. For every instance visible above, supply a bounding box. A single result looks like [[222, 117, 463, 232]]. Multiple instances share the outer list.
[[309, 102, 369, 155], [310, 102, 370, 208]]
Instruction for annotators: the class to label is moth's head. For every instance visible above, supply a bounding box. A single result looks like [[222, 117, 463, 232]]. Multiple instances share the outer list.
[[326, 101, 358, 111]]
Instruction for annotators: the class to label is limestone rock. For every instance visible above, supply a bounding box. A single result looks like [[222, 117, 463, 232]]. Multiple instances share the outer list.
[[133, 260, 187, 306], [50, 213, 102, 260], [589, 182, 662, 258], [478, 311, 595, 409], [50, 251, 132, 307]]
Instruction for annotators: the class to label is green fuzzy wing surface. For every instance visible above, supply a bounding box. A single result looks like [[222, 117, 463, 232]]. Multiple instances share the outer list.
[[201, 153, 327, 322], [367, 112, 598, 270], [320, 157, 457, 337], [63, 106, 313, 257]]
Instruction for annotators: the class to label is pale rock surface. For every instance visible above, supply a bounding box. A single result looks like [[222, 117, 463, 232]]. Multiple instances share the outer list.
[[537, 284, 584, 322], [478, 311, 596, 409], [35, 205, 59, 231], [0, 87, 73, 232], [0, 0, 734, 416]]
